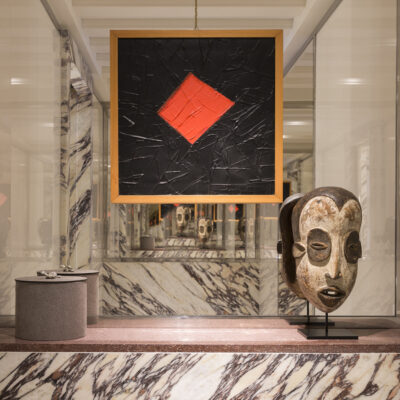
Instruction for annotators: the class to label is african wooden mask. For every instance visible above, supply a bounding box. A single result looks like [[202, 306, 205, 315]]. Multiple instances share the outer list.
[[279, 187, 362, 313]]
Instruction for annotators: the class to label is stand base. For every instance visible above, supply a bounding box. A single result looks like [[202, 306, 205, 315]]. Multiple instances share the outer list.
[[289, 319, 334, 327], [298, 328, 358, 340]]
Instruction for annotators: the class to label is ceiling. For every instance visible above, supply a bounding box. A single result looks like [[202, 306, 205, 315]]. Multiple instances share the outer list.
[[43, 0, 336, 166], [283, 41, 313, 159], [44, 0, 336, 103]]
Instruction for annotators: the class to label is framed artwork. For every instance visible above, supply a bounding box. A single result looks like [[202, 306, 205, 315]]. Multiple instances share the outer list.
[[110, 30, 283, 203]]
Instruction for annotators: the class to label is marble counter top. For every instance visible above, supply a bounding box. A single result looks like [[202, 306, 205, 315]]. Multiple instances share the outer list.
[[0, 317, 399, 353]]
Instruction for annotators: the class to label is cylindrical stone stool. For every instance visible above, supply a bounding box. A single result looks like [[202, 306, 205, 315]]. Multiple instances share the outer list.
[[37, 269, 99, 324], [57, 270, 99, 324], [15, 276, 87, 341]]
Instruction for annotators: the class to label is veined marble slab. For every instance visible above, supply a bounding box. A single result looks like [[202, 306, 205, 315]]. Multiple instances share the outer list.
[[0, 352, 399, 400], [279, 277, 307, 316], [113, 249, 248, 260], [259, 258, 279, 315], [101, 261, 260, 316], [59, 31, 93, 269]]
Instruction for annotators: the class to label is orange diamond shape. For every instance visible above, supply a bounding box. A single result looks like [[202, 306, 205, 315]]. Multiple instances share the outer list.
[[158, 73, 235, 144]]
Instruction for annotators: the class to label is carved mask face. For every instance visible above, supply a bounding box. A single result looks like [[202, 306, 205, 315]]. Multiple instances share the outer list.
[[198, 218, 213, 242], [293, 196, 362, 313], [176, 206, 190, 231]]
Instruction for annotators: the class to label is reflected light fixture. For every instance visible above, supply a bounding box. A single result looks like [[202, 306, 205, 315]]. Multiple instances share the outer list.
[[341, 78, 363, 85], [284, 121, 307, 126], [10, 77, 27, 85]]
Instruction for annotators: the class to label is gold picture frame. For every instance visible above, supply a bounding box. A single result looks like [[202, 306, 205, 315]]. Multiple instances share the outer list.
[[110, 30, 283, 204]]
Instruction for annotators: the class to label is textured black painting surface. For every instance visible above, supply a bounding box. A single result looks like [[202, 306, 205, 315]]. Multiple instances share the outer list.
[[118, 37, 276, 196]]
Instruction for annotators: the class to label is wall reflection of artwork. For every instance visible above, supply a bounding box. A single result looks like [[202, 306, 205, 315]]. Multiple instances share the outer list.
[[197, 217, 213, 247], [238, 216, 254, 243], [160, 204, 194, 221], [215, 204, 243, 221], [148, 204, 160, 226], [160, 204, 175, 221], [176, 205, 191, 235], [111, 30, 283, 204]]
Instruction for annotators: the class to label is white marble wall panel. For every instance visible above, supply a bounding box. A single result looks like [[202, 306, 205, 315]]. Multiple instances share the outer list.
[[118, 204, 129, 256], [102, 203, 282, 316], [67, 88, 92, 268], [315, 0, 396, 315], [59, 31, 93, 269], [244, 204, 256, 258], [0, 352, 399, 400], [259, 258, 279, 315], [106, 202, 120, 258], [91, 96, 106, 260], [278, 274, 307, 316], [101, 261, 260, 316]]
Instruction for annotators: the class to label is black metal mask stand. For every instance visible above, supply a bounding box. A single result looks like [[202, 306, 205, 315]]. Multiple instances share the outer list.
[[298, 312, 358, 339], [289, 301, 334, 326]]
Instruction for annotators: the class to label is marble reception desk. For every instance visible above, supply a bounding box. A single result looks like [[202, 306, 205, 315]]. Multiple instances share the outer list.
[[0, 318, 399, 399]]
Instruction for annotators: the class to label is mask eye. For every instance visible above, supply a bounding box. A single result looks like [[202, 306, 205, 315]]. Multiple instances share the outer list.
[[307, 229, 331, 264], [310, 242, 328, 250], [345, 231, 362, 263]]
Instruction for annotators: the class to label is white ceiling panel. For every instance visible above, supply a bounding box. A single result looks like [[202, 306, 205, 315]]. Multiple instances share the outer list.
[[43, 0, 337, 102]]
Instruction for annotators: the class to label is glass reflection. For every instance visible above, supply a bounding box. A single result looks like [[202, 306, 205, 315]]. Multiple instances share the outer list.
[[279, 40, 315, 316], [109, 203, 279, 260]]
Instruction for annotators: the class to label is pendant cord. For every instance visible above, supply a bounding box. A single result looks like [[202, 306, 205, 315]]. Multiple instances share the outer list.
[[194, 0, 199, 30]]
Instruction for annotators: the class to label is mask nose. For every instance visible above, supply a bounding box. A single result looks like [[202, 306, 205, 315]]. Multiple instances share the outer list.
[[327, 249, 342, 279]]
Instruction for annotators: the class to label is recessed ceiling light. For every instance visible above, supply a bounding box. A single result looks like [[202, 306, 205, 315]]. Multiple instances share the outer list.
[[284, 121, 307, 126], [341, 78, 363, 85], [10, 77, 27, 85], [42, 122, 55, 128]]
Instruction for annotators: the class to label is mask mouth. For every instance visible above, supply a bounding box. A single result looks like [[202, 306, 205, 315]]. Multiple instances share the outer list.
[[318, 286, 345, 298], [317, 286, 345, 308]]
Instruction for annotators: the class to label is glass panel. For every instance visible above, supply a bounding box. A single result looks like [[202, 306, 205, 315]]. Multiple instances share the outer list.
[[283, 42, 314, 195], [315, 0, 396, 315], [280, 42, 315, 316], [104, 199, 280, 316], [0, 0, 61, 314], [103, 36, 315, 319], [91, 96, 106, 260], [104, 39, 317, 315]]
